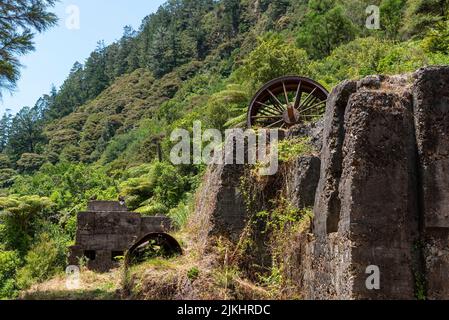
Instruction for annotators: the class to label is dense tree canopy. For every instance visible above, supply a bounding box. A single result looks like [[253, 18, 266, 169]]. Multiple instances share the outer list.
[[7, 106, 45, 161], [296, 0, 357, 59], [2, 0, 449, 168], [0, 110, 12, 152]]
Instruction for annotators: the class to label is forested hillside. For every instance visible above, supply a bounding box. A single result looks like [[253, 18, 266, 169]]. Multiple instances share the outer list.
[[1, 0, 449, 299]]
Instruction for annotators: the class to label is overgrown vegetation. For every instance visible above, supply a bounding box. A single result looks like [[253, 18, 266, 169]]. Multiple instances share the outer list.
[[1, 0, 449, 299]]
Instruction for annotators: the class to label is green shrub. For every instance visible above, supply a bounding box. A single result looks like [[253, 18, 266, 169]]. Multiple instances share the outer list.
[[423, 19, 449, 53], [236, 34, 311, 89], [205, 85, 249, 130], [311, 37, 392, 87], [278, 138, 314, 163], [16, 233, 64, 290], [10, 162, 117, 213], [119, 176, 154, 209], [16, 153, 46, 173], [187, 267, 200, 281], [0, 250, 21, 299], [168, 193, 194, 228], [120, 162, 190, 212], [135, 201, 169, 216], [0, 154, 11, 169], [0, 169, 16, 188], [0, 195, 55, 253], [378, 41, 449, 74]]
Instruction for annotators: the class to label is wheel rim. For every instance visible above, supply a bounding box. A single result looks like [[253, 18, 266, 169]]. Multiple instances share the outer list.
[[247, 76, 329, 129]]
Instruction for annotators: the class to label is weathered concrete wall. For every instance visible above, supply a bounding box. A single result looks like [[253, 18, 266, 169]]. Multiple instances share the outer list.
[[191, 125, 323, 290], [284, 156, 321, 209], [192, 162, 247, 246], [87, 201, 128, 212], [305, 67, 449, 300], [76, 211, 140, 250], [69, 201, 173, 271], [342, 90, 418, 299], [313, 80, 357, 236], [192, 123, 322, 247], [413, 67, 449, 299]]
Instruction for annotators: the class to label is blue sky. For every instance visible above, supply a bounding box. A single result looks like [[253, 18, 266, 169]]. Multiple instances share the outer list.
[[0, 0, 166, 115]]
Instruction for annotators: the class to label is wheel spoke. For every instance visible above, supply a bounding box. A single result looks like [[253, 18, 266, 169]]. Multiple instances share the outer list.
[[259, 107, 281, 116], [265, 106, 284, 115], [266, 119, 284, 128], [256, 103, 282, 116], [267, 89, 286, 111], [260, 118, 281, 126], [293, 81, 302, 110], [299, 100, 326, 115], [282, 81, 290, 106], [256, 100, 280, 111], [299, 88, 317, 110], [251, 115, 283, 119], [269, 98, 285, 113], [300, 96, 319, 113]]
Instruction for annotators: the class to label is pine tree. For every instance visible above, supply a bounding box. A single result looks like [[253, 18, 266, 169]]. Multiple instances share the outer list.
[[7, 106, 45, 160], [115, 26, 139, 76], [84, 41, 109, 98], [223, 0, 241, 38], [0, 110, 12, 152], [47, 62, 86, 119], [150, 26, 174, 77], [0, 0, 57, 95]]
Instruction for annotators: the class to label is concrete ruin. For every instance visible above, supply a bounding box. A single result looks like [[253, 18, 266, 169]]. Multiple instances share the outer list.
[[303, 67, 449, 300], [193, 66, 449, 300], [68, 201, 173, 271]]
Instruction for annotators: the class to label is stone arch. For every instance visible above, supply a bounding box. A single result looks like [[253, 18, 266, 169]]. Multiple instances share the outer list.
[[126, 233, 182, 265]]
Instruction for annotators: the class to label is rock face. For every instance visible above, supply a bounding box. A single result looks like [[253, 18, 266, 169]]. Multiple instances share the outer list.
[[414, 67, 449, 299], [193, 162, 247, 245], [284, 156, 321, 209], [192, 122, 323, 247], [305, 67, 449, 300], [313, 80, 357, 236]]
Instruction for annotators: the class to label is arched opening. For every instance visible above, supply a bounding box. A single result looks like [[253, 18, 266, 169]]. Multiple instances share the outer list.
[[126, 233, 182, 265]]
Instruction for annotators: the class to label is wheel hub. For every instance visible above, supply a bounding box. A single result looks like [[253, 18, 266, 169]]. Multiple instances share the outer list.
[[283, 106, 300, 125]]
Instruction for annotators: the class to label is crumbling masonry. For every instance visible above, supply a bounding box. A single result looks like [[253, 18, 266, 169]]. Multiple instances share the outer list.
[[69, 201, 173, 271], [304, 67, 449, 300]]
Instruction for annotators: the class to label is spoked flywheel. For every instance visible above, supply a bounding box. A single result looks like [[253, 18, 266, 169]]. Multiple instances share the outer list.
[[247, 76, 329, 129]]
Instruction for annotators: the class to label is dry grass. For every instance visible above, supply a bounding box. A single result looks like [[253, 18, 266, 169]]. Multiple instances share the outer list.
[[21, 268, 122, 300]]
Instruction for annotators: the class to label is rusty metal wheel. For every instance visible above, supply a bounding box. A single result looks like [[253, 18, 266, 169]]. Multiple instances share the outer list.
[[247, 76, 329, 129]]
